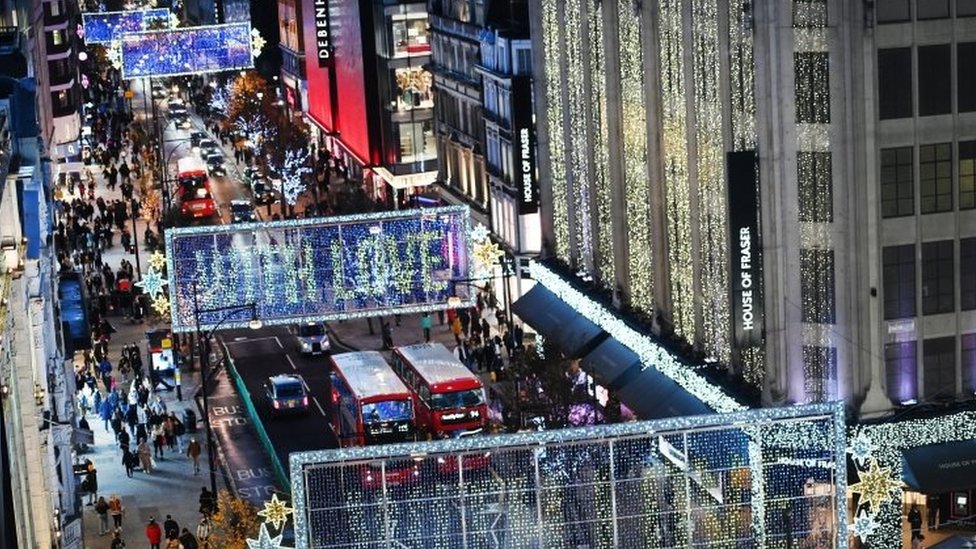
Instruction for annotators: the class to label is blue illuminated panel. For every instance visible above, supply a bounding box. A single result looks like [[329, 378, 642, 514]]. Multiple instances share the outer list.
[[164, 206, 473, 333], [81, 9, 171, 45], [121, 23, 252, 79]]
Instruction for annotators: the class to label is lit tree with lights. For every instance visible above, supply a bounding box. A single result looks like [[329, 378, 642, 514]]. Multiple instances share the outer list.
[[235, 111, 273, 159], [209, 82, 231, 114], [267, 146, 311, 216]]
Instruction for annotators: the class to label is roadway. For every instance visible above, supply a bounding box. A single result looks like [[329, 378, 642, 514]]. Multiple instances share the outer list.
[[220, 325, 340, 468]]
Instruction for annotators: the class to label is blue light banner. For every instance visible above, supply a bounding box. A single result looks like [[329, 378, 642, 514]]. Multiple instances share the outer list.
[[121, 23, 252, 79], [164, 206, 473, 333], [81, 9, 171, 45]]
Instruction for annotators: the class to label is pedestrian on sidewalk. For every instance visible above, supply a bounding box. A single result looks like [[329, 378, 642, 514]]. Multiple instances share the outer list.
[[153, 422, 166, 459], [99, 392, 114, 431], [198, 487, 215, 516], [421, 312, 433, 342], [186, 437, 202, 475], [108, 494, 124, 530], [179, 527, 199, 549], [84, 460, 99, 505], [95, 496, 110, 535], [110, 530, 126, 549], [145, 517, 163, 549], [164, 533, 181, 549], [196, 516, 211, 548], [163, 515, 180, 540], [121, 447, 136, 477], [138, 438, 154, 474]]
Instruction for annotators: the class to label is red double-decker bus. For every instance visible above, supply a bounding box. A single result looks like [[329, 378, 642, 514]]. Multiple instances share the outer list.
[[328, 351, 419, 489], [390, 343, 487, 437], [175, 157, 216, 219]]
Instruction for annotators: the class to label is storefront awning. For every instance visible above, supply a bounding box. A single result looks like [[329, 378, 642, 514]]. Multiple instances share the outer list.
[[614, 365, 713, 421], [579, 337, 642, 389], [902, 440, 976, 494], [511, 285, 606, 359]]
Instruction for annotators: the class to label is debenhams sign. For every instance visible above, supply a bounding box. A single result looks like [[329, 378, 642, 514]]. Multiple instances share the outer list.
[[314, 0, 332, 67]]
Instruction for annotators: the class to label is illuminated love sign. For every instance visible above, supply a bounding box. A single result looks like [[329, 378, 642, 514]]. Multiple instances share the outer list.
[[164, 206, 473, 332]]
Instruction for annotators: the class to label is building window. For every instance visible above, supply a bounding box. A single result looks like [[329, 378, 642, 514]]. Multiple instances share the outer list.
[[794, 52, 830, 124], [878, 48, 913, 119], [885, 341, 917, 403], [797, 151, 832, 222], [803, 346, 837, 402], [960, 238, 976, 310], [793, 0, 827, 27], [883, 244, 916, 320], [397, 120, 436, 163], [961, 142, 976, 209], [880, 146, 914, 218], [917, 0, 949, 19], [800, 249, 835, 324], [917, 45, 951, 116], [922, 240, 954, 315], [959, 43, 976, 113], [923, 336, 956, 399], [876, 0, 911, 22], [963, 333, 976, 394], [52, 29, 64, 46], [960, 0, 976, 17], [391, 17, 430, 57], [919, 143, 952, 213], [514, 47, 532, 75]]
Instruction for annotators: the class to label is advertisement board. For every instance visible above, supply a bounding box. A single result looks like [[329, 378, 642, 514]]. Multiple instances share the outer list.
[[726, 151, 764, 349], [121, 23, 252, 79], [164, 206, 473, 333]]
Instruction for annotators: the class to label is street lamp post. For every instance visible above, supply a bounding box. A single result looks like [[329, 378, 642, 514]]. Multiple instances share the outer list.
[[191, 280, 262, 506]]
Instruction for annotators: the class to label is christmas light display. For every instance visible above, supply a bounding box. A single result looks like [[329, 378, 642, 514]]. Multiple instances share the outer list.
[[290, 403, 847, 549], [564, 0, 594, 268], [270, 147, 311, 206], [541, 0, 570, 261], [257, 493, 293, 532], [148, 251, 167, 272], [247, 524, 286, 549], [151, 294, 170, 316], [135, 265, 168, 301], [120, 23, 253, 79], [81, 9, 171, 45], [164, 206, 472, 332], [531, 260, 743, 414], [848, 411, 976, 547], [235, 112, 271, 150]]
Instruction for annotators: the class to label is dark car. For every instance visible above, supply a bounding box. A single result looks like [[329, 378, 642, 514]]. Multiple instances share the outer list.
[[205, 153, 226, 177], [197, 138, 219, 157], [152, 86, 168, 99], [242, 166, 263, 187], [264, 375, 309, 417], [170, 112, 191, 129], [251, 177, 276, 205], [189, 131, 207, 147], [229, 199, 256, 223]]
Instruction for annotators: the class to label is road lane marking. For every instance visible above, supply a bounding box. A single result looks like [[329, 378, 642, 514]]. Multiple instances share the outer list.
[[225, 336, 280, 345], [311, 396, 326, 416], [275, 336, 283, 349], [286, 355, 298, 371]]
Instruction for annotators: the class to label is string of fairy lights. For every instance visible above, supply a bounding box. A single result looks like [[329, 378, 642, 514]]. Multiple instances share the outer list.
[[618, 0, 655, 314], [658, 0, 695, 342], [541, 0, 570, 262], [564, 0, 594, 269], [588, 0, 615, 290], [692, 0, 732, 365], [794, 0, 836, 403]]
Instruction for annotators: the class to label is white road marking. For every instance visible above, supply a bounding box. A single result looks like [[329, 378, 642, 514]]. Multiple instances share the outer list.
[[311, 396, 326, 416], [286, 354, 298, 371], [225, 336, 280, 345], [275, 337, 283, 349]]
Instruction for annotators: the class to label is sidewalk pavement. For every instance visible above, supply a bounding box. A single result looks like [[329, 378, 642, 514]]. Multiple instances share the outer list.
[[62, 135, 213, 549]]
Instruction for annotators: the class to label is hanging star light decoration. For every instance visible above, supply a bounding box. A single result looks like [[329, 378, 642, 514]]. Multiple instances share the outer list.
[[257, 494, 293, 532], [151, 294, 170, 316], [135, 267, 168, 301], [245, 523, 286, 549], [470, 223, 490, 244], [847, 431, 876, 468], [148, 251, 167, 272], [168, 12, 180, 28], [473, 240, 503, 267], [849, 457, 902, 512], [849, 508, 879, 543], [250, 28, 267, 60]]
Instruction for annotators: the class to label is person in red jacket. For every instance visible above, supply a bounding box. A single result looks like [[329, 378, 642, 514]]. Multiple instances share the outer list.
[[145, 517, 162, 549]]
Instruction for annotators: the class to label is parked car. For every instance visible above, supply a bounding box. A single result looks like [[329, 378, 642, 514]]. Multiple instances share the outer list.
[[294, 322, 329, 355], [229, 199, 256, 223], [264, 375, 309, 417], [205, 153, 226, 177]]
